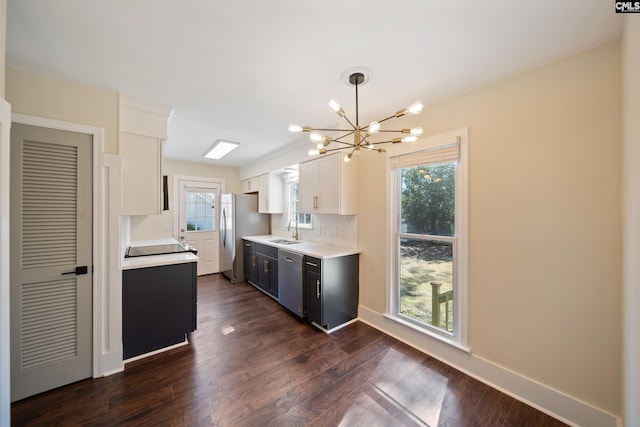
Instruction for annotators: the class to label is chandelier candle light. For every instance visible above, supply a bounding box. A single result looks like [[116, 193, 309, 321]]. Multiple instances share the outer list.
[[288, 72, 424, 162]]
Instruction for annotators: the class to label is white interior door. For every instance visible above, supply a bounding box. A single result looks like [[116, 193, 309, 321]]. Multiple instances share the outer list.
[[10, 123, 93, 401], [178, 179, 221, 276]]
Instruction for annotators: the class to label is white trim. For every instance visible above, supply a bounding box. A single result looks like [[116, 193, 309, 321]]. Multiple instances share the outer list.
[[386, 128, 469, 349], [312, 318, 358, 334], [10, 113, 122, 378], [382, 313, 470, 353], [0, 98, 12, 427], [100, 153, 124, 375], [123, 339, 188, 364], [358, 306, 619, 427], [118, 94, 171, 139], [385, 127, 464, 158], [622, 16, 640, 427], [239, 140, 310, 180], [283, 177, 312, 230]]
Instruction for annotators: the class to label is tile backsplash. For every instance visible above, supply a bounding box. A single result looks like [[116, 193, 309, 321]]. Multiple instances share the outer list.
[[271, 213, 358, 249]]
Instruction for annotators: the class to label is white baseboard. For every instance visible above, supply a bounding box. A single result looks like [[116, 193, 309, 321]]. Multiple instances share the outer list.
[[123, 339, 189, 365], [357, 305, 619, 427], [99, 350, 124, 377]]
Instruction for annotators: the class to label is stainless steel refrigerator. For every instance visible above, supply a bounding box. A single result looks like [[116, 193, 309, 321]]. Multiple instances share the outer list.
[[219, 193, 270, 283]]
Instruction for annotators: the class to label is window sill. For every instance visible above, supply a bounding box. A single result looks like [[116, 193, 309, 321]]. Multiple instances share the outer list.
[[382, 313, 471, 354]]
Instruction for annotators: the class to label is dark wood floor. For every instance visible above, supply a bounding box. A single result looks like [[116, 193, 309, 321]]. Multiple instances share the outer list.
[[12, 273, 567, 427]]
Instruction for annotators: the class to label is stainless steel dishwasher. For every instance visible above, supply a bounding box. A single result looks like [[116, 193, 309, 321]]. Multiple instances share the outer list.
[[278, 250, 304, 317]]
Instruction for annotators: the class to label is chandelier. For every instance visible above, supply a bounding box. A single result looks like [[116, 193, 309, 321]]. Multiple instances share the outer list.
[[288, 72, 424, 162]]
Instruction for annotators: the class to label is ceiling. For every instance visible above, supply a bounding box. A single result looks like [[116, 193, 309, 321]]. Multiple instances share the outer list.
[[6, 1, 623, 168]]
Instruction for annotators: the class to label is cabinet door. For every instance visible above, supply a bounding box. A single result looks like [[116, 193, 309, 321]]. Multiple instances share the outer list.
[[268, 259, 279, 297], [256, 253, 269, 292], [241, 179, 252, 194], [242, 176, 259, 194], [123, 262, 196, 359], [258, 173, 284, 214], [243, 242, 257, 284], [258, 175, 267, 213], [305, 270, 322, 325], [298, 160, 318, 213], [121, 133, 162, 215], [255, 254, 278, 297], [317, 155, 340, 214]]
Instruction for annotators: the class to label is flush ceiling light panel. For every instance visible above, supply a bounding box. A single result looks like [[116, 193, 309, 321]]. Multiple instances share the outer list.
[[204, 139, 240, 159]]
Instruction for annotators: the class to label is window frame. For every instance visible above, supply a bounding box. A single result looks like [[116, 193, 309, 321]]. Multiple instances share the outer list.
[[184, 187, 217, 233], [387, 129, 469, 350], [284, 174, 312, 229]]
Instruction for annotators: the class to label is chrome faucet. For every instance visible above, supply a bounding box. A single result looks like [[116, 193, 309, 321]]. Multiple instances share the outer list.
[[287, 218, 299, 240]]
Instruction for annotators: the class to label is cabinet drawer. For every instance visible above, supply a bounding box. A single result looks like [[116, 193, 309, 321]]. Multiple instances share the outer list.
[[304, 256, 321, 274], [242, 240, 255, 250], [256, 243, 278, 259]]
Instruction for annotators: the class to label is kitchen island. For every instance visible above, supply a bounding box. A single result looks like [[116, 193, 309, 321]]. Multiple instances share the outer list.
[[121, 239, 198, 360]]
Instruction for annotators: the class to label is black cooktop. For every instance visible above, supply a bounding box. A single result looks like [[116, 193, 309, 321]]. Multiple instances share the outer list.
[[125, 243, 197, 258]]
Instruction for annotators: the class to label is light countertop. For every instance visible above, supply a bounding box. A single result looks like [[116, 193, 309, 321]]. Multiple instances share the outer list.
[[121, 238, 199, 270], [242, 235, 360, 259]]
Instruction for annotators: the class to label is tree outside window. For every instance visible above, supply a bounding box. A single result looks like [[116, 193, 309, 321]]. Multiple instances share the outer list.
[[399, 162, 456, 333]]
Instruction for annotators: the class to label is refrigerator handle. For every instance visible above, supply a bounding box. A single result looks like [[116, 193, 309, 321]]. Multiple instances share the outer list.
[[221, 208, 227, 248]]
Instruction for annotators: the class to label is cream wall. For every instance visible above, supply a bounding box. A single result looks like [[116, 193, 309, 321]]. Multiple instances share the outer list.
[[165, 158, 242, 193], [128, 158, 241, 241], [6, 68, 118, 153], [359, 41, 622, 417]]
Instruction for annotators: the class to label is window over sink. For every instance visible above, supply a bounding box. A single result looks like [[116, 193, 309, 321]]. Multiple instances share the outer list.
[[285, 174, 312, 229]]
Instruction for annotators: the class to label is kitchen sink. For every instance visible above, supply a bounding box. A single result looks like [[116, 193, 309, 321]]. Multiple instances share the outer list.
[[269, 239, 301, 245]]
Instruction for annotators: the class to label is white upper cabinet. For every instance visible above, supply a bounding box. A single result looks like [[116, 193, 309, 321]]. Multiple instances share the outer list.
[[241, 176, 260, 194], [120, 133, 162, 215], [119, 95, 171, 216], [299, 153, 358, 215], [242, 173, 284, 214], [299, 160, 317, 214], [258, 173, 283, 214]]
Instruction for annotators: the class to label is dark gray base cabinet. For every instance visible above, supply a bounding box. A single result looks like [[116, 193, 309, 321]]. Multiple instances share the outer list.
[[244, 240, 278, 298], [243, 240, 257, 284], [304, 255, 359, 330], [123, 262, 197, 359], [243, 240, 359, 330]]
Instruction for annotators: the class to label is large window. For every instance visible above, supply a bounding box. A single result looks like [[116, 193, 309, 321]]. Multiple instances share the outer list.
[[390, 137, 467, 346]]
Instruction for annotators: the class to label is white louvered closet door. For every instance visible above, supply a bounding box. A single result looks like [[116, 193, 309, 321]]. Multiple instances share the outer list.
[[10, 123, 92, 402]]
